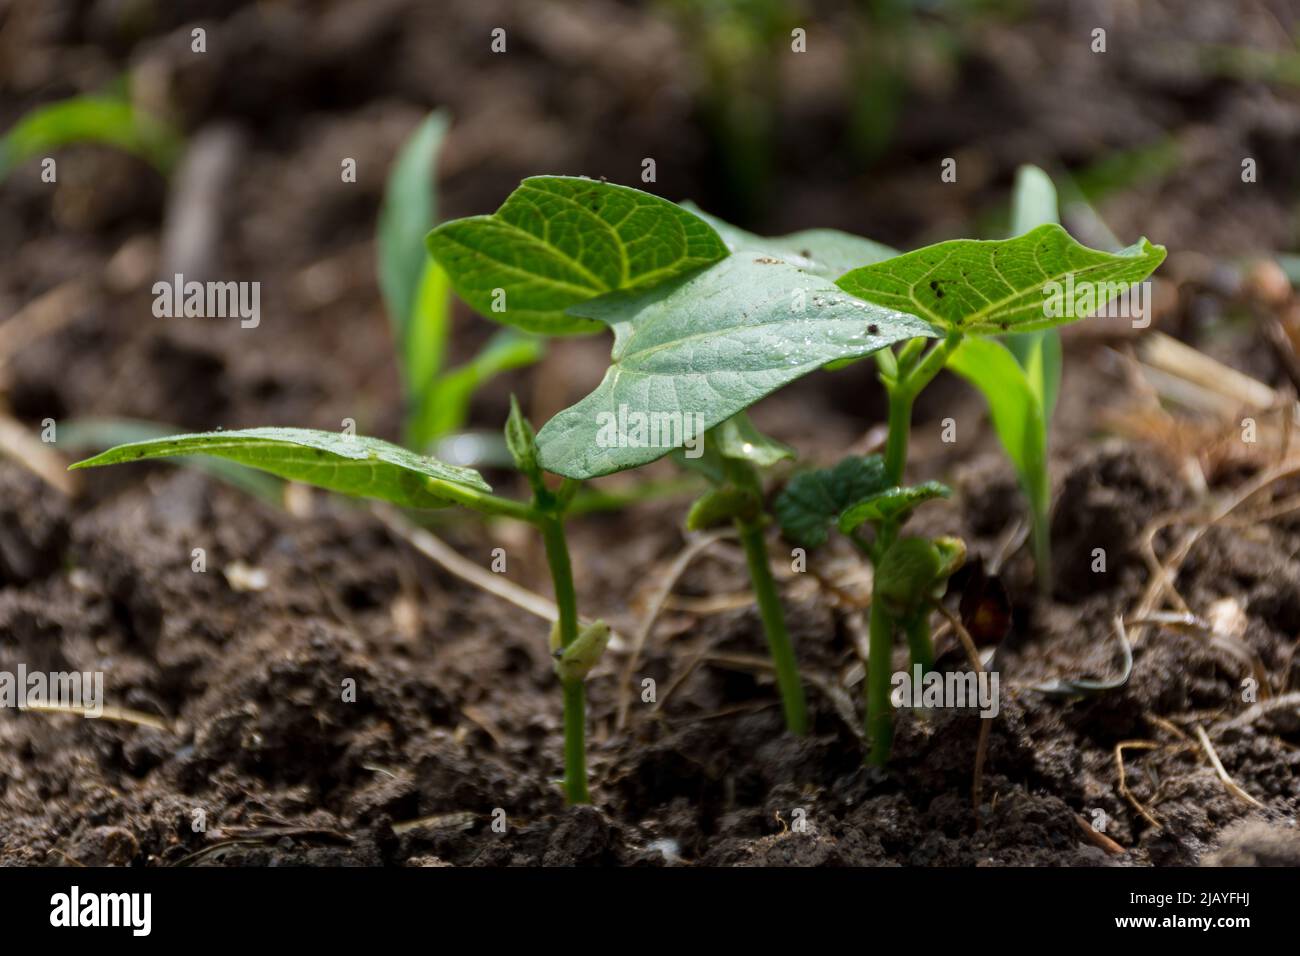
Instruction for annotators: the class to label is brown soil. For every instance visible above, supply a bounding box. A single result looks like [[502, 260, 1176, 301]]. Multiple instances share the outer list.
[[2, 0, 1299, 866]]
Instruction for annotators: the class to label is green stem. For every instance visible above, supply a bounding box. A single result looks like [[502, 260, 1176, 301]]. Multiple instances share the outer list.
[[867, 330, 966, 766], [908, 329, 963, 394], [540, 514, 589, 804], [736, 518, 809, 735], [437, 482, 540, 523], [867, 596, 895, 766], [882, 331, 962, 486], [903, 609, 934, 673], [883, 386, 914, 486]]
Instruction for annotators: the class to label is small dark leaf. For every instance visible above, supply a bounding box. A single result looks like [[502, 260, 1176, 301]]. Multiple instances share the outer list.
[[774, 455, 890, 548]]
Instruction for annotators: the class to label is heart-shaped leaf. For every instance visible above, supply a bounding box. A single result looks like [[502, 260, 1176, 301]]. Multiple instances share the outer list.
[[69, 427, 493, 511], [836, 223, 1165, 336], [427, 176, 730, 336], [837, 481, 951, 533], [774, 455, 891, 549], [533, 256, 935, 479]]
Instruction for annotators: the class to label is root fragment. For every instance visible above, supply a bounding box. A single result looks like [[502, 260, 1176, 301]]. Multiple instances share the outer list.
[[1193, 724, 1264, 810], [1115, 740, 1164, 830]]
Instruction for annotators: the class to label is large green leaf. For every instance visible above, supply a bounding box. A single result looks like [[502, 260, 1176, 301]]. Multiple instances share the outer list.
[[681, 202, 898, 277], [69, 427, 493, 511], [774, 455, 891, 549], [946, 337, 1048, 518], [533, 256, 935, 478], [0, 91, 181, 180], [427, 177, 730, 335], [836, 223, 1165, 336]]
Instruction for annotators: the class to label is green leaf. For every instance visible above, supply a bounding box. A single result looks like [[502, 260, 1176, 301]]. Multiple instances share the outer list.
[[0, 91, 181, 180], [414, 329, 545, 445], [946, 337, 1048, 520], [835, 224, 1166, 336], [712, 411, 794, 468], [875, 536, 966, 617], [427, 176, 730, 335], [379, 111, 450, 369], [534, 256, 934, 479], [69, 427, 494, 512], [552, 620, 611, 684], [685, 485, 761, 530], [681, 202, 898, 277], [57, 417, 285, 506], [774, 455, 891, 549], [504, 394, 542, 484], [837, 481, 951, 533]]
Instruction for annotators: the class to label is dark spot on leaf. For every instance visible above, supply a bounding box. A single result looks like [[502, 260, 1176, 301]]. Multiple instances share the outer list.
[[930, 280, 945, 299], [799, 249, 812, 258], [868, 324, 879, 335]]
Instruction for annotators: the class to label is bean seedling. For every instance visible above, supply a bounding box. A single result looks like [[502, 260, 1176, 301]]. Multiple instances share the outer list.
[[71, 178, 738, 801], [503, 178, 1165, 761], [73, 175, 1165, 787]]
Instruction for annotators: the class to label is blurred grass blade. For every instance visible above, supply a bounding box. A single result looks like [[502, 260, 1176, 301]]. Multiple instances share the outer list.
[[378, 111, 459, 450], [1006, 165, 1063, 419], [69, 427, 493, 511], [0, 92, 181, 181], [415, 330, 545, 445], [947, 338, 1051, 586], [1009, 164, 1059, 237], [378, 110, 449, 357]]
